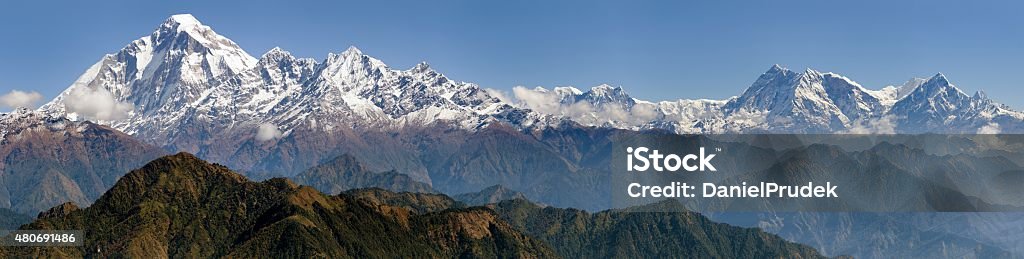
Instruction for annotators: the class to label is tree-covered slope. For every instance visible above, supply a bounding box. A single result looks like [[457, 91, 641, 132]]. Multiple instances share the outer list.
[[0, 153, 555, 258], [490, 199, 828, 259]]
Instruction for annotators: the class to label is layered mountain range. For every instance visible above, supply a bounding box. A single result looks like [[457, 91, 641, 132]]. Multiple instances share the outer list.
[[38, 14, 548, 148], [0, 108, 164, 214], [2, 13, 1024, 258], [8, 14, 1015, 186], [524, 66, 1024, 134], [0, 153, 824, 258], [33, 14, 1024, 154]]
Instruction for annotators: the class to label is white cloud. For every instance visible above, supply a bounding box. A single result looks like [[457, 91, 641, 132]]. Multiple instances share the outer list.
[[63, 87, 133, 120], [509, 86, 663, 127], [631, 103, 661, 122], [845, 115, 897, 134], [977, 122, 1001, 134], [511, 86, 562, 114], [0, 90, 44, 109], [256, 123, 283, 141]]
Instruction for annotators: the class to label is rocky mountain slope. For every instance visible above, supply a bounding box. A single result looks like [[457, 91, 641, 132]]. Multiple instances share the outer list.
[[0, 108, 165, 214]]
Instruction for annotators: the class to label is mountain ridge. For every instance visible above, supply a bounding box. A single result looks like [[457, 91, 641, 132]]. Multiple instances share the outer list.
[[35, 14, 1024, 150], [0, 152, 559, 258], [0, 108, 165, 214], [0, 152, 828, 258]]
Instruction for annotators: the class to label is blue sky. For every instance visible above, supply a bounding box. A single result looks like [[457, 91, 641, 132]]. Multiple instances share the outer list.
[[1, 0, 1022, 109]]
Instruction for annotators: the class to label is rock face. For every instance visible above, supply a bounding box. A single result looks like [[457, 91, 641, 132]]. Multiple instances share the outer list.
[[0, 153, 556, 258], [0, 108, 165, 214]]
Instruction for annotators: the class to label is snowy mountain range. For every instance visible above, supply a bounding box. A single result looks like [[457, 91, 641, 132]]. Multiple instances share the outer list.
[[4, 14, 1024, 258], [520, 65, 1024, 134], [28, 14, 1024, 145], [38, 14, 553, 150]]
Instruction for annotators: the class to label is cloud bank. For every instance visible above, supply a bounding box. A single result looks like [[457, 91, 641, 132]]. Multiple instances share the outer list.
[[63, 87, 133, 120], [977, 122, 1001, 134], [0, 90, 44, 109], [845, 115, 897, 134], [507, 86, 660, 126]]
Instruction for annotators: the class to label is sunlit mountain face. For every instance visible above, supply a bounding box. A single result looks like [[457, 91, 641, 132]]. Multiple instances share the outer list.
[[4, 13, 1024, 259]]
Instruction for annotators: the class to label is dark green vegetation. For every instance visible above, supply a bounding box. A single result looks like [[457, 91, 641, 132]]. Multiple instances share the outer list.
[[345, 189, 829, 259], [0, 153, 555, 258], [490, 199, 826, 259], [1, 153, 829, 258], [292, 154, 435, 194]]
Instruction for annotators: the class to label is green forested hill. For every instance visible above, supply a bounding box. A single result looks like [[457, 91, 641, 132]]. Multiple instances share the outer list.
[[1, 153, 827, 258], [0, 153, 555, 258], [490, 199, 827, 259]]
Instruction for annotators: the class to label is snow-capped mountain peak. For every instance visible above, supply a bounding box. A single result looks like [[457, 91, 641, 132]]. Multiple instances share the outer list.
[[973, 90, 988, 100], [320, 46, 388, 85], [36, 14, 1024, 151], [590, 83, 616, 93], [151, 14, 257, 76], [167, 14, 201, 27], [802, 67, 822, 77], [885, 72, 1024, 132], [724, 65, 897, 131], [260, 47, 293, 61], [38, 14, 543, 148], [40, 14, 259, 128], [410, 61, 433, 74], [552, 86, 583, 96], [914, 73, 964, 96]]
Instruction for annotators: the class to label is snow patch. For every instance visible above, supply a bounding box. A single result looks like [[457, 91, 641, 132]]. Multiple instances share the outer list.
[[169, 14, 202, 26]]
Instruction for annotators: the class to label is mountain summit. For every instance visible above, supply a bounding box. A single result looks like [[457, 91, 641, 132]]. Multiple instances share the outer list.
[[36, 14, 556, 178], [31, 14, 1024, 180], [39, 14, 552, 148], [522, 65, 1024, 133], [40, 13, 258, 135]]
